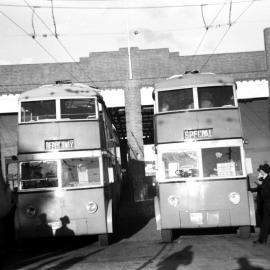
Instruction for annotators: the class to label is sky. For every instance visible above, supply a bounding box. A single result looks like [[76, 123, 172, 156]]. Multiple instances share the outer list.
[[0, 0, 270, 65]]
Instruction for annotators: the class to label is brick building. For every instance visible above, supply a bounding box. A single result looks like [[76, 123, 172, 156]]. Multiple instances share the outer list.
[[0, 28, 270, 200]]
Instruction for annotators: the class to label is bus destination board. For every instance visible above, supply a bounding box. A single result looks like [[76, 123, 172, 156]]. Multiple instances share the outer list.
[[45, 139, 74, 150], [184, 128, 213, 140]]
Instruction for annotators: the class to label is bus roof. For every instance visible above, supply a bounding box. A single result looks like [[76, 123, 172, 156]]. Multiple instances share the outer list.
[[155, 72, 235, 91], [19, 82, 102, 101]]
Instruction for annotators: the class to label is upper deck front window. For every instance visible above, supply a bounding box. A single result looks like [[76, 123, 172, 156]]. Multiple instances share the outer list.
[[198, 86, 234, 109], [158, 88, 193, 112], [60, 98, 96, 119], [21, 100, 56, 122]]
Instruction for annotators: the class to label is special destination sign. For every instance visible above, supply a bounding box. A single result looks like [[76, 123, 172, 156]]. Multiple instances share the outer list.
[[45, 139, 74, 151], [184, 128, 213, 140]]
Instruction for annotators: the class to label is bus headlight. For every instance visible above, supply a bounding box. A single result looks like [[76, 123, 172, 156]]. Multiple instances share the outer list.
[[26, 206, 37, 217], [86, 201, 98, 213], [168, 195, 180, 207], [228, 192, 241, 205]]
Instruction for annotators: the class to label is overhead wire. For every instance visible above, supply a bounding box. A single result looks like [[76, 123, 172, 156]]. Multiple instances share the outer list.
[[0, 10, 80, 83], [50, 0, 58, 38], [2, 17, 270, 38], [23, 0, 98, 88], [31, 6, 36, 38], [0, 0, 265, 10], [199, 0, 255, 71], [186, 0, 228, 71], [229, 0, 233, 26]]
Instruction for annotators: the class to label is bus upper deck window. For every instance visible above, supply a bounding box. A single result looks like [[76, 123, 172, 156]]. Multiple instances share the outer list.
[[60, 99, 96, 120], [158, 88, 193, 112], [198, 86, 235, 109], [21, 100, 56, 122]]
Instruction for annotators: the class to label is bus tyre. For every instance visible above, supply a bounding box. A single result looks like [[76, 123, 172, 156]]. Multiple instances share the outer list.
[[239, 226, 250, 239], [98, 233, 109, 246], [161, 229, 173, 243]]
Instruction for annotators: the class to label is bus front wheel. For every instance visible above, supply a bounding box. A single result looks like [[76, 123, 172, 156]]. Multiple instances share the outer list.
[[161, 229, 173, 243], [239, 226, 251, 239], [98, 233, 109, 246]]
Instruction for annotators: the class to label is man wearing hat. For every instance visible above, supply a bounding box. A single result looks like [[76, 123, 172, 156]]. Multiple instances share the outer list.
[[254, 163, 270, 245]]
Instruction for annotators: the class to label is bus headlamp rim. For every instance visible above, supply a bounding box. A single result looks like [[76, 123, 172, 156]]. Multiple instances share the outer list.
[[25, 206, 38, 218], [86, 201, 98, 214], [168, 195, 180, 207], [228, 192, 241, 205]]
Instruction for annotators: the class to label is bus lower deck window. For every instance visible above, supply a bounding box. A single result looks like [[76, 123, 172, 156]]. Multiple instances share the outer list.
[[61, 157, 100, 187], [162, 151, 199, 179], [21, 161, 58, 189], [202, 147, 243, 177]]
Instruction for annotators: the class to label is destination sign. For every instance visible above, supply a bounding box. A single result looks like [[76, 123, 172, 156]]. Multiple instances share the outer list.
[[184, 128, 213, 140], [45, 139, 74, 151]]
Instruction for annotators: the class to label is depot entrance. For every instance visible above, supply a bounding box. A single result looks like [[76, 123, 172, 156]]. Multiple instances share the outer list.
[[108, 105, 155, 200]]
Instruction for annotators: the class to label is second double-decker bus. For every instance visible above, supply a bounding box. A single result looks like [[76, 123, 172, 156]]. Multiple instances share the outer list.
[[14, 81, 122, 245], [153, 72, 256, 242]]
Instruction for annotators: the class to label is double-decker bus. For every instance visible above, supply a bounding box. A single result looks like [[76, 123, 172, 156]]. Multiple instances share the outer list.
[[14, 81, 122, 245], [153, 72, 256, 242]]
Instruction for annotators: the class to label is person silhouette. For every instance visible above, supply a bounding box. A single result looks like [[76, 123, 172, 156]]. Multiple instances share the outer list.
[[55, 215, 75, 237], [36, 213, 53, 238]]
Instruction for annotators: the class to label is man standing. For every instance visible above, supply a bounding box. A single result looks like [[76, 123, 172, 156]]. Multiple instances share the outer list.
[[253, 163, 270, 245]]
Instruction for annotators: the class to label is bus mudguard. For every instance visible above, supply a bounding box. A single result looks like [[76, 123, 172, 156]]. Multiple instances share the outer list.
[[106, 199, 113, 233], [154, 196, 161, 230], [248, 191, 256, 226]]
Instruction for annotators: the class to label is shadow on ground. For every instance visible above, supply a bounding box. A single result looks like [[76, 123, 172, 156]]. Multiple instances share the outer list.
[[2, 199, 155, 269], [113, 199, 155, 242]]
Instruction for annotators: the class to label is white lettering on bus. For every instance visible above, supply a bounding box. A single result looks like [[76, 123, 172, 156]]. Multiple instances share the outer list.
[[184, 129, 213, 140], [45, 139, 74, 150]]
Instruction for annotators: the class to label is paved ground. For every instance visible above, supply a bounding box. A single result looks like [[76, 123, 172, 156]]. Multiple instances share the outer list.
[[2, 201, 270, 270]]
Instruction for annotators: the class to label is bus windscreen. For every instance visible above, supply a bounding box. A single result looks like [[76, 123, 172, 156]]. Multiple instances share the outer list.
[[162, 151, 199, 179], [21, 161, 58, 189], [61, 157, 100, 187], [202, 146, 243, 177]]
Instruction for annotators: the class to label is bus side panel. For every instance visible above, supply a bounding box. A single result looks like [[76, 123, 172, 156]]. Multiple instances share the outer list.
[[159, 179, 251, 229], [18, 121, 101, 153], [15, 188, 108, 239], [15, 191, 61, 239], [155, 109, 242, 143], [62, 188, 108, 235]]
